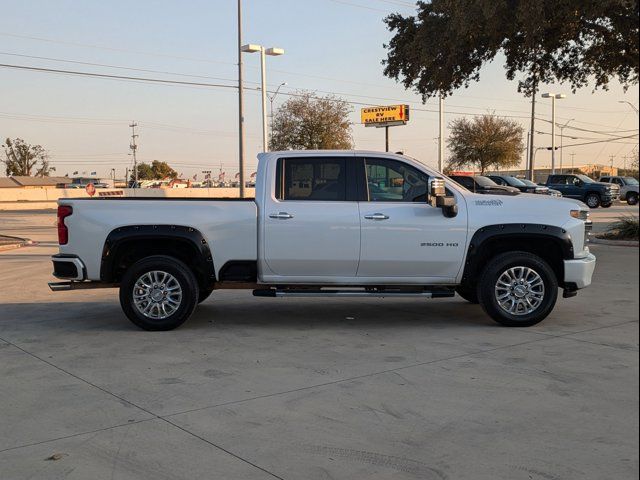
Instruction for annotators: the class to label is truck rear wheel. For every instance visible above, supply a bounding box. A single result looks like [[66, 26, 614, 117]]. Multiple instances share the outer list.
[[119, 255, 198, 331], [478, 252, 558, 327]]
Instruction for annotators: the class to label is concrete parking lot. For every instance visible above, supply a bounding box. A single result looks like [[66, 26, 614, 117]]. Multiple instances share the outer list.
[[0, 208, 638, 480]]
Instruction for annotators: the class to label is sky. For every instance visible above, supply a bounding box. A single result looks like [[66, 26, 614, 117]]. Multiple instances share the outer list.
[[1, 0, 638, 179]]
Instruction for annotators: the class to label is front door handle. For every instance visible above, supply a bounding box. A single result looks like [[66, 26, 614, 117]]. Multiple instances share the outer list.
[[269, 212, 294, 220], [364, 213, 390, 221]]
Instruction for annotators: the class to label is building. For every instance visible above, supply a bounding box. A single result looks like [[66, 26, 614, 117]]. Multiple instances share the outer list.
[[0, 176, 73, 189]]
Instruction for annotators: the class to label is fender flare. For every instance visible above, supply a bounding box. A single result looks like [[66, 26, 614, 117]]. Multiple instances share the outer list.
[[100, 225, 215, 287], [460, 223, 574, 284]]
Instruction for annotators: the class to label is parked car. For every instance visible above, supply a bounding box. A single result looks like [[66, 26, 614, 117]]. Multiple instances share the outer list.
[[544, 174, 619, 208], [519, 179, 562, 197], [448, 175, 520, 194], [49, 151, 595, 331], [486, 174, 555, 195], [598, 176, 639, 205]]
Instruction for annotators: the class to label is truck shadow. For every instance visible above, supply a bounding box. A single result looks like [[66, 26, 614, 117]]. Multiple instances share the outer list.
[[0, 297, 492, 334]]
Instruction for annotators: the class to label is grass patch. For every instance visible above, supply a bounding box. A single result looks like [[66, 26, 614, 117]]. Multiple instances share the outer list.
[[599, 215, 640, 241]]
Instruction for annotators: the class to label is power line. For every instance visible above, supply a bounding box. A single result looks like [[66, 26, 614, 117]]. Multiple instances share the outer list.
[[2, 62, 638, 138]]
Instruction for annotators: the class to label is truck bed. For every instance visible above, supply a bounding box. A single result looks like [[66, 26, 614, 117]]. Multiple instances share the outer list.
[[59, 198, 258, 281]]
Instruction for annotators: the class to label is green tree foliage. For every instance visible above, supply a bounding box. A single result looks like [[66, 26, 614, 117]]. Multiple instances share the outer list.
[[383, 0, 639, 99], [132, 160, 178, 181], [447, 114, 524, 174], [2, 138, 55, 176], [270, 91, 354, 150]]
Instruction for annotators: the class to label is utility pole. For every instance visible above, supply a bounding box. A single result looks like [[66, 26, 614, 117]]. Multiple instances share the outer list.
[[570, 153, 576, 173], [237, 0, 246, 198], [610, 155, 615, 174], [528, 91, 537, 180], [129, 122, 138, 188], [438, 95, 445, 171], [385, 126, 390, 152]]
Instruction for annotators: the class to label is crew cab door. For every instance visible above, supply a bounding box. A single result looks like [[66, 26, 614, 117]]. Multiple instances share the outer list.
[[261, 156, 361, 277], [547, 175, 578, 198], [357, 157, 467, 280]]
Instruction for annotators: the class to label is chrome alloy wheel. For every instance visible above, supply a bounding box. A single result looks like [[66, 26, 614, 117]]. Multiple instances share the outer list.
[[133, 270, 183, 320], [494, 266, 545, 316]]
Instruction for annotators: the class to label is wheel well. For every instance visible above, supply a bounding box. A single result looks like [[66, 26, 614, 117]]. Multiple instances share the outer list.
[[584, 191, 601, 198], [626, 191, 638, 199], [462, 236, 565, 287], [101, 227, 216, 290]]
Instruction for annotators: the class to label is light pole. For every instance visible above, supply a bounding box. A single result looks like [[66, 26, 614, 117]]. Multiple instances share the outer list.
[[438, 95, 445, 172], [542, 92, 566, 174], [268, 82, 287, 142], [558, 118, 575, 173], [241, 44, 285, 153], [618, 100, 639, 115], [237, 0, 246, 197]]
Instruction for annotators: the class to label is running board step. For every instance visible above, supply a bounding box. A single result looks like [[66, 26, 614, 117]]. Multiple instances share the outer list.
[[252, 288, 455, 298]]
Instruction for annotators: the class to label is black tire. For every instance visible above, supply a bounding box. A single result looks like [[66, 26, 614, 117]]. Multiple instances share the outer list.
[[198, 288, 215, 304], [119, 255, 199, 331], [456, 285, 479, 304], [601, 202, 613, 208], [584, 193, 601, 209], [477, 251, 558, 328], [627, 192, 638, 206]]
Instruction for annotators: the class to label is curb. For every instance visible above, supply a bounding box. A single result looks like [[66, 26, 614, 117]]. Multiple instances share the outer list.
[[0, 236, 34, 252], [590, 237, 639, 247]]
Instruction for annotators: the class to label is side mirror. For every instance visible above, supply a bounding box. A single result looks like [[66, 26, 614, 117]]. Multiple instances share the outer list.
[[428, 178, 458, 218]]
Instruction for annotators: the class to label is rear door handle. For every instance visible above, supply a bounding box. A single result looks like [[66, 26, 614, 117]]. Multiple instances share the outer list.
[[269, 212, 294, 220], [364, 213, 389, 221]]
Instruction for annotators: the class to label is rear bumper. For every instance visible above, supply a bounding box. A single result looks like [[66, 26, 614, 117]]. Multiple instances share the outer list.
[[564, 253, 596, 289], [52, 254, 86, 281]]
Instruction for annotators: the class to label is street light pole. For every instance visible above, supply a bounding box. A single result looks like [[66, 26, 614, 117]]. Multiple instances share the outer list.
[[241, 44, 285, 153], [237, 0, 246, 198], [268, 82, 287, 142], [618, 100, 639, 115], [542, 92, 566, 174], [559, 118, 575, 173], [438, 95, 444, 172]]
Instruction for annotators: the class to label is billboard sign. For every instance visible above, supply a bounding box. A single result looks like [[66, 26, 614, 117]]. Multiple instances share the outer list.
[[361, 105, 410, 128]]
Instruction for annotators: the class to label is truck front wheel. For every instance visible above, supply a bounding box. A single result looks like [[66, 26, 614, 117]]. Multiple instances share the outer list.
[[478, 252, 558, 327], [119, 255, 199, 331], [585, 193, 601, 208], [627, 192, 638, 206]]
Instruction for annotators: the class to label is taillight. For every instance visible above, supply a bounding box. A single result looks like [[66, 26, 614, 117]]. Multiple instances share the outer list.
[[57, 205, 73, 245]]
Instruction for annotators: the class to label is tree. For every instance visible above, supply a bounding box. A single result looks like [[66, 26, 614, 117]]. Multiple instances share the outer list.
[[446, 114, 524, 174], [131, 160, 178, 181], [2, 138, 55, 176], [270, 91, 354, 150], [383, 1, 639, 99]]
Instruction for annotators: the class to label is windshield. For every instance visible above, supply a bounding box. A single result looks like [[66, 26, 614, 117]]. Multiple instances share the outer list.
[[502, 176, 527, 187], [576, 174, 594, 183], [475, 176, 499, 187], [623, 177, 639, 185]]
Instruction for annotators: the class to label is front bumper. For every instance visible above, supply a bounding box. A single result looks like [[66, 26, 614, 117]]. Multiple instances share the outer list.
[[564, 253, 596, 289], [52, 254, 86, 281]]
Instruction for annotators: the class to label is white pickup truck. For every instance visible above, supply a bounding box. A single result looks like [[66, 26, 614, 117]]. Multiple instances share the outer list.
[[50, 151, 596, 331]]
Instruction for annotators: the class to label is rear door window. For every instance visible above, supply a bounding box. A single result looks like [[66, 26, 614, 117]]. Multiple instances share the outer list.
[[276, 157, 348, 201]]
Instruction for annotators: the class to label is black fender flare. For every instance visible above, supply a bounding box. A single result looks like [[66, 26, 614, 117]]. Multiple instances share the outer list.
[[460, 223, 574, 284], [100, 225, 215, 288]]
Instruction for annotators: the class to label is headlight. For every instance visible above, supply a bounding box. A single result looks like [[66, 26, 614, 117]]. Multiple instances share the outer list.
[[570, 210, 589, 220]]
